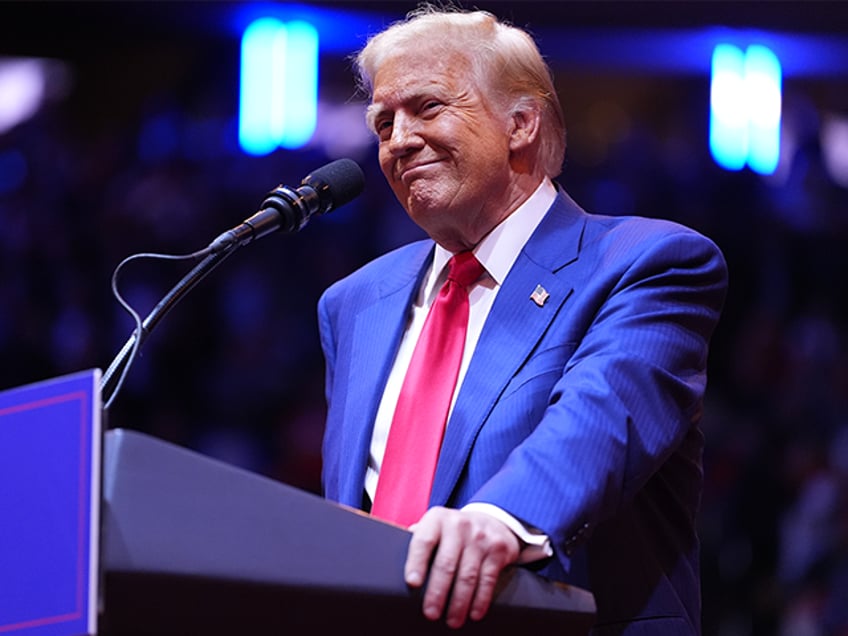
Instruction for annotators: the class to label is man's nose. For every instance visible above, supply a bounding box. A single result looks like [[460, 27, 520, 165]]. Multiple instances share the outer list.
[[387, 112, 423, 155]]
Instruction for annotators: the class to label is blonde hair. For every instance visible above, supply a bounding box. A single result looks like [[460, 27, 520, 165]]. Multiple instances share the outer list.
[[355, 5, 566, 177]]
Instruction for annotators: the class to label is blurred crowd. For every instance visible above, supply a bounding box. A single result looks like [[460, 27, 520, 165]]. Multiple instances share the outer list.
[[1, 47, 847, 636]]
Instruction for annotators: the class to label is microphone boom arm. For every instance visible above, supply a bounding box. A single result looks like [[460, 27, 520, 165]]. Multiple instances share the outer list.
[[99, 157, 365, 409]]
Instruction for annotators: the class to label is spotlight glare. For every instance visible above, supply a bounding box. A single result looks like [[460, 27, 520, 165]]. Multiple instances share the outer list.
[[709, 43, 782, 175], [239, 18, 319, 155]]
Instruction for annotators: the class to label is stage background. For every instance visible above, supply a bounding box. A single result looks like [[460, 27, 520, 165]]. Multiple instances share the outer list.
[[1, 2, 846, 634]]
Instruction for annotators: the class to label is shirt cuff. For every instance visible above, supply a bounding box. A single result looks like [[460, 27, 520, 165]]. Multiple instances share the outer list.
[[462, 502, 553, 565]]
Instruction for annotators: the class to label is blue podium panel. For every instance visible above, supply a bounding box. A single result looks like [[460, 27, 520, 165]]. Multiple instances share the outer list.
[[0, 370, 101, 636]]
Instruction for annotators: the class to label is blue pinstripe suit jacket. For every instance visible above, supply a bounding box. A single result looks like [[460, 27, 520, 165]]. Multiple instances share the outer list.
[[318, 191, 728, 634]]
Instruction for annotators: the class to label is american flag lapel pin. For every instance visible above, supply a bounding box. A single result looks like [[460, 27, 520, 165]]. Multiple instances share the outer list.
[[530, 284, 550, 307]]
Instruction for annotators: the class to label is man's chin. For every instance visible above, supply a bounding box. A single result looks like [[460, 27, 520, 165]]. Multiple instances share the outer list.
[[404, 190, 443, 221]]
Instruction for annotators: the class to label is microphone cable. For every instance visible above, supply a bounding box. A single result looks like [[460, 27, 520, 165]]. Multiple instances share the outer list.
[[103, 245, 217, 411]]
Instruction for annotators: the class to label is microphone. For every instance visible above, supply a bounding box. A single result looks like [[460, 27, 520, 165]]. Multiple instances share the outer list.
[[209, 158, 365, 253]]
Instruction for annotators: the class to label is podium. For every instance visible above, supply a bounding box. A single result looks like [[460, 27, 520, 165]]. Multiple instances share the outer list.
[[101, 429, 596, 634], [0, 371, 595, 634]]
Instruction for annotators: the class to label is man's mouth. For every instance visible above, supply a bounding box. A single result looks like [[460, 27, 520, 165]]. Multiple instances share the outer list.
[[398, 160, 439, 184]]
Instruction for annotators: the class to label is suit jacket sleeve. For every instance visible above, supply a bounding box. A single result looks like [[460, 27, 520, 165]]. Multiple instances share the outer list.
[[466, 218, 727, 573]]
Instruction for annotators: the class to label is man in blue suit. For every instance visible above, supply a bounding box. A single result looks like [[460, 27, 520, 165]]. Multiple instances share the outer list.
[[319, 6, 727, 634]]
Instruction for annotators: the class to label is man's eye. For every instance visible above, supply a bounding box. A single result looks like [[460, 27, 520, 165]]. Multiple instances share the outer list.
[[376, 119, 393, 133], [422, 101, 441, 111]]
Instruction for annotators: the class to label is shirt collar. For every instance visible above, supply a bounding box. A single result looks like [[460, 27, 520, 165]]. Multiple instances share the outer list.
[[426, 177, 557, 297]]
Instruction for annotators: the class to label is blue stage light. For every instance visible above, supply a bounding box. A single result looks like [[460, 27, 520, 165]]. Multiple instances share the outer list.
[[710, 44, 748, 171], [277, 21, 318, 149], [239, 18, 318, 155], [744, 45, 782, 175], [710, 43, 782, 175]]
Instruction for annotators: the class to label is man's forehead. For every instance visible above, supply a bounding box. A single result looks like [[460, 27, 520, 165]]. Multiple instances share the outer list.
[[371, 75, 448, 107], [370, 51, 470, 106]]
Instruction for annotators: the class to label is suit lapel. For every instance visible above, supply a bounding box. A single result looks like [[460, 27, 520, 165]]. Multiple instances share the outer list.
[[430, 192, 588, 506], [337, 244, 433, 506]]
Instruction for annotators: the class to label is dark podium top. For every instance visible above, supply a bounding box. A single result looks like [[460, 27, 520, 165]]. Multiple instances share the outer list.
[[100, 429, 595, 634]]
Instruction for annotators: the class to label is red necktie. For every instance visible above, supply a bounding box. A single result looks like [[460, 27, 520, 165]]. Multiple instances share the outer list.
[[371, 251, 484, 527]]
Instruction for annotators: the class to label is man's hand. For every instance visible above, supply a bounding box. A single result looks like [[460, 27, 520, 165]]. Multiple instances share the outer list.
[[405, 506, 521, 629]]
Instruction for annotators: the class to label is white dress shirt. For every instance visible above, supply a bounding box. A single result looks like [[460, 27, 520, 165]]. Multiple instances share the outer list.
[[366, 178, 558, 562]]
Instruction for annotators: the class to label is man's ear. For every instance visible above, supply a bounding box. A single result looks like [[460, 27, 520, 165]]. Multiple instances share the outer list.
[[508, 101, 542, 152]]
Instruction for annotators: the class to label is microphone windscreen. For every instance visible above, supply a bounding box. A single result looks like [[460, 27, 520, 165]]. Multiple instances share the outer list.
[[302, 158, 365, 212]]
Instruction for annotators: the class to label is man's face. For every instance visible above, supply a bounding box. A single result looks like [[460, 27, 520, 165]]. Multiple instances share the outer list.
[[369, 46, 516, 251]]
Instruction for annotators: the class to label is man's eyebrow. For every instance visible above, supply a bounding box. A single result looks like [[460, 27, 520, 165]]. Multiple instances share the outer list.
[[365, 102, 389, 131], [366, 103, 385, 120]]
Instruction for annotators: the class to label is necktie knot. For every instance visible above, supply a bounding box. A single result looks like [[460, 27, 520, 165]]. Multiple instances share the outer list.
[[446, 251, 484, 288]]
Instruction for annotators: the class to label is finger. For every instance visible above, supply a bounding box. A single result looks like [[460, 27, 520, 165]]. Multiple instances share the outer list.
[[404, 519, 438, 588], [444, 539, 484, 629], [468, 553, 503, 622], [420, 518, 464, 621], [468, 517, 521, 622]]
